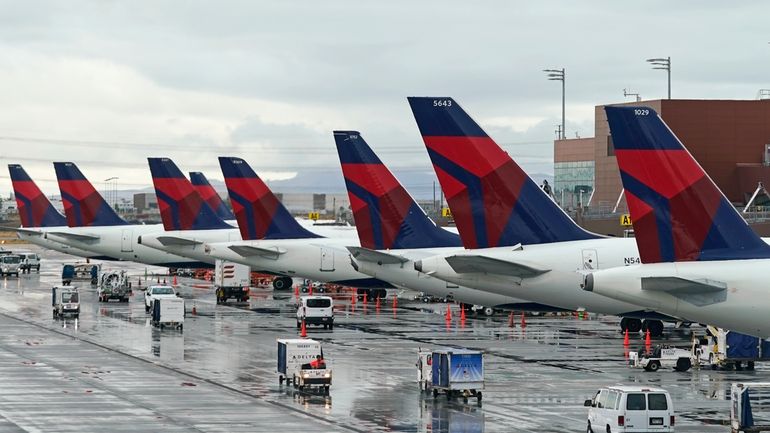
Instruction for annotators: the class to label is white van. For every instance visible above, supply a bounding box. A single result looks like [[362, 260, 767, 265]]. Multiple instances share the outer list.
[[296, 296, 334, 329], [585, 385, 674, 433]]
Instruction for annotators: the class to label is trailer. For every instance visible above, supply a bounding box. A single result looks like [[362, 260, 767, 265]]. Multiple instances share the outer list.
[[277, 338, 331, 393], [97, 270, 132, 302], [629, 345, 692, 372], [693, 326, 770, 371], [62, 263, 100, 285], [52, 286, 80, 319], [429, 349, 484, 402], [214, 260, 250, 304], [151, 297, 184, 330]]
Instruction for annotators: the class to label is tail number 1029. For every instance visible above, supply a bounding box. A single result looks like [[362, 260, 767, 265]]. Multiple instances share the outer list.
[[634, 109, 649, 116]]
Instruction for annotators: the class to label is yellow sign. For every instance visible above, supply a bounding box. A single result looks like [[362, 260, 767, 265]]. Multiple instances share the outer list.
[[441, 208, 452, 217], [620, 214, 632, 226], [308, 212, 320, 221]]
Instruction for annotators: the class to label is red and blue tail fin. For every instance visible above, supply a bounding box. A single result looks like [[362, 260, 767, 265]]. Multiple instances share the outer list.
[[53, 162, 128, 227], [407, 96, 598, 249], [189, 171, 236, 221], [147, 158, 232, 231], [8, 164, 67, 227], [334, 130, 460, 250], [605, 106, 770, 262], [218, 157, 321, 240]]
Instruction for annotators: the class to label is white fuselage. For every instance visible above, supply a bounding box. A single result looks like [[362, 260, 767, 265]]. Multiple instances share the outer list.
[[587, 260, 770, 337], [416, 237, 660, 316], [205, 236, 391, 288], [16, 228, 110, 259], [350, 246, 540, 309], [41, 225, 210, 267]]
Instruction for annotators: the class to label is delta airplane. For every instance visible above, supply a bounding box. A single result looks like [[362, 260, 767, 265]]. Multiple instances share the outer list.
[[334, 130, 558, 313], [189, 171, 237, 223], [202, 157, 392, 290], [7, 164, 114, 259], [38, 162, 213, 268], [404, 96, 682, 336], [583, 106, 770, 337], [138, 157, 359, 289]]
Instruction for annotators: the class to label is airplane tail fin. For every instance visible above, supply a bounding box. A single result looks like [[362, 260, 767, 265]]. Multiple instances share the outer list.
[[53, 162, 128, 227], [8, 164, 67, 227], [407, 96, 598, 249], [218, 157, 321, 240], [147, 158, 232, 231], [605, 106, 770, 262], [189, 172, 236, 221], [333, 130, 460, 249]]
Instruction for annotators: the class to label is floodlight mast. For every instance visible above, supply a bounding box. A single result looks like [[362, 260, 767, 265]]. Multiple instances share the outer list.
[[646, 57, 671, 99], [543, 68, 565, 139]]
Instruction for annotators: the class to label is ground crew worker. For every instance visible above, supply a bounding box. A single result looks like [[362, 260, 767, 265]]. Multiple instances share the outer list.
[[310, 355, 326, 369]]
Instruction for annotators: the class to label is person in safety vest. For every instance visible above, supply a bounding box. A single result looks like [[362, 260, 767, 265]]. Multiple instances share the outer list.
[[310, 354, 326, 369]]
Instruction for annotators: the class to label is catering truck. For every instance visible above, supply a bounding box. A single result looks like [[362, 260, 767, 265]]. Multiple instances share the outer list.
[[214, 260, 250, 304]]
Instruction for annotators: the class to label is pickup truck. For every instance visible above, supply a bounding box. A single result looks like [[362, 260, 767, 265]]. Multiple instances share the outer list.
[[144, 285, 178, 313]]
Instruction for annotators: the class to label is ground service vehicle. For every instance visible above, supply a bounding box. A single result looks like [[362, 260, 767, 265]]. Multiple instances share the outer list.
[[52, 286, 80, 318], [296, 296, 334, 330], [61, 263, 100, 285], [417, 349, 433, 391], [277, 339, 331, 393], [429, 349, 484, 403], [97, 270, 131, 302], [151, 297, 184, 330], [585, 386, 674, 433], [214, 260, 250, 304], [18, 252, 40, 273], [144, 285, 178, 313], [629, 345, 692, 372], [0, 254, 21, 277], [692, 327, 770, 370]]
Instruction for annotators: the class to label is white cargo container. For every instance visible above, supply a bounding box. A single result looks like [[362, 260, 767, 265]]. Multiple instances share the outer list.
[[214, 260, 251, 303], [151, 297, 185, 330], [276, 338, 331, 392]]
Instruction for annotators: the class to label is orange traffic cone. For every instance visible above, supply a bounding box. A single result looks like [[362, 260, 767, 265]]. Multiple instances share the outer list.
[[445, 306, 452, 321], [460, 305, 466, 322], [392, 296, 397, 308], [363, 292, 368, 304], [508, 311, 515, 328], [300, 319, 307, 338], [645, 329, 651, 347], [520, 312, 527, 328], [623, 329, 630, 346], [173, 275, 178, 286], [351, 292, 356, 304], [375, 296, 381, 310], [294, 285, 299, 298]]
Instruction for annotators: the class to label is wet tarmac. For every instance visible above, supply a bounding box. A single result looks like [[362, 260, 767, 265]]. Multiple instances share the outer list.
[[0, 245, 756, 432]]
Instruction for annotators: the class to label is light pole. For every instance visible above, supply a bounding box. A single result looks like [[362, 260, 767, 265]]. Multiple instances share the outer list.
[[646, 57, 671, 99], [544, 68, 565, 140]]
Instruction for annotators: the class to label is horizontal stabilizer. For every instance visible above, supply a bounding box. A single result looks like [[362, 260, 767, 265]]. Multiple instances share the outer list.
[[227, 244, 286, 259], [445, 255, 549, 278], [347, 246, 408, 264], [641, 276, 727, 307], [2, 227, 44, 237], [47, 231, 101, 242], [153, 236, 203, 246]]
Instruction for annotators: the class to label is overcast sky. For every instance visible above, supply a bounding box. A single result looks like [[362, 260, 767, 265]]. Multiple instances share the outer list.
[[0, 1, 768, 197]]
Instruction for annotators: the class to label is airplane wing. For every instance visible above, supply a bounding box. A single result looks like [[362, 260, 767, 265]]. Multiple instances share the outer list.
[[152, 236, 203, 246], [445, 255, 550, 278], [347, 247, 409, 264], [47, 231, 101, 242], [227, 245, 286, 259], [641, 276, 727, 307]]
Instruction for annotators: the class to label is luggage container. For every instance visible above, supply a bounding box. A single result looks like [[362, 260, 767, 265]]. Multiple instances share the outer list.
[[277, 338, 331, 393], [52, 286, 80, 319], [430, 349, 484, 402], [151, 297, 184, 330]]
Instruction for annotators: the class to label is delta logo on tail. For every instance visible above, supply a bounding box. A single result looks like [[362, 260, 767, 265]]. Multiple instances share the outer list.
[[189, 172, 236, 221], [53, 162, 128, 227], [219, 157, 320, 240], [147, 158, 232, 231], [334, 130, 459, 250], [407, 96, 598, 249], [605, 106, 770, 262], [8, 164, 67, 228]]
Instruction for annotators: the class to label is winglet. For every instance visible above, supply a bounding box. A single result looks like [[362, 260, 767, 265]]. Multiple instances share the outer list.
[[147, 158, 232, 231], [407, 96, 598, 249], [605, 105, 770, 262], [218, 157, 321, 240], [8, 164, 67, 227], [189, 172, 236, 221], [53, 162, 128, 227], [334, 130, 460, 249]]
